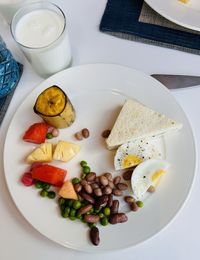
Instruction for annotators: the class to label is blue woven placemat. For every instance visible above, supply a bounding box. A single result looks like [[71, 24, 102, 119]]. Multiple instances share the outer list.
[[100, 0, 200, 55]]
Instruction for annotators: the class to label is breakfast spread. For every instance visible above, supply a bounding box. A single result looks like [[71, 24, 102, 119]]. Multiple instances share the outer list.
[[19, 85, 183, 246]]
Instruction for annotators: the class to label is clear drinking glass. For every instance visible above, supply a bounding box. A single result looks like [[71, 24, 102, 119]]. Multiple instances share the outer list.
[[11, 1, 72, 78]]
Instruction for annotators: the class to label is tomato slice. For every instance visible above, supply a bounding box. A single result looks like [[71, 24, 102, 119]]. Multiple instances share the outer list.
[[31, 164, 66, 187]]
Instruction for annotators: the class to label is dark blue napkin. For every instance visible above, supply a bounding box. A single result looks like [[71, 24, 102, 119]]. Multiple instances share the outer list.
[[100, 0, 200, 55]]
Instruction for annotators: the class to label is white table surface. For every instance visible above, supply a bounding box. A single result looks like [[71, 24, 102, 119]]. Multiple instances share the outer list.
[[1, 0, 200, 259]]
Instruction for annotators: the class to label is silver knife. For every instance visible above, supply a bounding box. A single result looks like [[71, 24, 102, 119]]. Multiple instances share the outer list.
[[151, 74, 200, 89]]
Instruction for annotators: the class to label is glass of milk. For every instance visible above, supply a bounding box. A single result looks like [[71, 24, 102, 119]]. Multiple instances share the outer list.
[[0, 0, 38, 24], [11, 1, 72, 78]]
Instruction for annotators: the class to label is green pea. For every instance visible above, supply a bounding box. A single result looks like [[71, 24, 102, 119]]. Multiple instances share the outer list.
[[103, 207, 111, 216], [136, 200, 143, 208], [83, 166, 90, 174], [40, 189, 48, 197], [72, 200, 82, 210], [80, 160, 87, 167], [98, 212, 104, 218], [88, 223, 96, 228], [69, 209, 76, 217], [46, 133, 53, 139], [62, 207, 70, 218], [42, 183, 51, 190], [72, 177, 80, 185], [58, 197, 66, 206], [69, 216, 76, 221], [66, 199, 74, 207], [100, 217, 109, 226], [76, 213, 83, 220], [60, 204, 66, 211], [35, 181, 43, 189], [48, 191, 56, 199], [94, 209, 100, 214]]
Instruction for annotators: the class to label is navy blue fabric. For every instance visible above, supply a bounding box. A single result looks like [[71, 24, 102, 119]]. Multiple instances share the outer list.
[[100, 0, 200, 51]]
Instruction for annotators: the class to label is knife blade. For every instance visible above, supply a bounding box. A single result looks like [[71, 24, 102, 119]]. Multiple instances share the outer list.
[[151, 74, 200, 89]]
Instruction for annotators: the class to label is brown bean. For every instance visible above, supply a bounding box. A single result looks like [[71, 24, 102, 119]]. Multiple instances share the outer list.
[[95, 195, 108, 210], [82, 128, 90, 138], [99, 175, 109, 186], [109, 213, 128, 224], [122, 170, 133, 181], [83, 184, 93, 194], [124, 196, 135, 204], [102, 186, 112, 195], [84, 214, 100, 223], [116, 183, 128, 191], [95, 177, 100, 183], [86, 172, 96, 182], [103, 172, 113, 181], [74, 183, 82, 193], [90, 226, 100, 246], [108, 181, 115, 189], [147, 185, 155, 193], [94, 188, 102, 197], [80, 179, 88, 186], [113, 176, 121, 185], [91, 183, 99, 189], [79, 191, 95, 204], [110, 200, 119, 214], [78, 204, 93, 215], [130, 201, 139, 212], [107, 194, 113, 208], [74, 131, 83, 141], [112, 189, 123, 196], [101, 129, 111, 138]]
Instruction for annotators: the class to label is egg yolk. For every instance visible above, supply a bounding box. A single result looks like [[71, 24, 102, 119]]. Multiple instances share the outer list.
[[122, 155, 143, 169], [151, 169, 166, 182]]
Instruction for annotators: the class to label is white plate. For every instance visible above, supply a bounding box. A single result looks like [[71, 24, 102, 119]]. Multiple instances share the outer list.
[[3, 64, 196, 252], [145, 0, 200, 31]]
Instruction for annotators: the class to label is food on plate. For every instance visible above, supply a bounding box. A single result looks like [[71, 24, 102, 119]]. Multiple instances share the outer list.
[[53, 140, 80, 162], [74, 128, 90, 141], [23, 122, 49, 144], [33, 85, 76, 129], [21, 172, 34, 186], [106, 99, 183, 150], [26, 142, 53, 164], [101, 129, 111, 138], [114, 138, 162, 170], [58, 180, 78, 200], [131, 159, 170, 200], [31, 164, 67, 186]]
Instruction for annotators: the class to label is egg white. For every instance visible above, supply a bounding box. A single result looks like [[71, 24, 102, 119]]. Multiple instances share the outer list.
[[131, 159, 170, 200], [114, 138, 163, 170]]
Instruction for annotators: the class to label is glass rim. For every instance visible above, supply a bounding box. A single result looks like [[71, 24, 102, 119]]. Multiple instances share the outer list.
[[10, 1, 66, 50]]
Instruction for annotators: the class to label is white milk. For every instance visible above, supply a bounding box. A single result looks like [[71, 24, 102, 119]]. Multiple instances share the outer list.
[[13, 8, 71, 77], [0, 0, 37, 23]]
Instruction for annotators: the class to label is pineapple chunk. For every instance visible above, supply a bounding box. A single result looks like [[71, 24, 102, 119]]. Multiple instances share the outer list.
[[58, 181, 78, 200], [53, 140, 80, 162], [26, 142, 53, 164]]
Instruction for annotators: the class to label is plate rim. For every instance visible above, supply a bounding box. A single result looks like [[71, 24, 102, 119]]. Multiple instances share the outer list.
[[3, 63, 197, 252]]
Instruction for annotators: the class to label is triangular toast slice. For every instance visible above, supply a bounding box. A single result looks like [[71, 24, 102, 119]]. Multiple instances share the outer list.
[[106, 99, 182, 150]]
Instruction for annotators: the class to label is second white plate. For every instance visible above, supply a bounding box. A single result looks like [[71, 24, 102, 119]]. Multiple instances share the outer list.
[[145, 0, 200, 31]]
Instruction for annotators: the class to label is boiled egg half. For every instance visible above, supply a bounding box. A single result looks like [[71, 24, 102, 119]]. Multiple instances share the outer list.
[[131, 159, 170, 200], [114, 138, 163, 171]]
